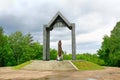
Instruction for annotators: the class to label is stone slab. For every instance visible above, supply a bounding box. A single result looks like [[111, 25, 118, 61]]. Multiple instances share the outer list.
[[22, 60, 77, 71]]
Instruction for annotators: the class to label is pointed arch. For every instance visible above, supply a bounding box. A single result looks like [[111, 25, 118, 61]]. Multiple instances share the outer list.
[[43, 12, 76, 60]]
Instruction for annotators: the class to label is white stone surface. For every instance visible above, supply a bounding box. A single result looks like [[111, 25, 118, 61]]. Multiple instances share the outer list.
[[23, 60, 77, 70]]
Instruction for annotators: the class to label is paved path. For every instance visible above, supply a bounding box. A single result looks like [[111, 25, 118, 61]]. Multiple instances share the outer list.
[[23, 60, 77, 70]]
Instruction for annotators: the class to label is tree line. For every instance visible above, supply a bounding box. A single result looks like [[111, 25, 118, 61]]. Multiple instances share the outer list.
[[0, 26, 104, 67], [0, 27, 43, 66], [97, 22, 120, 67]]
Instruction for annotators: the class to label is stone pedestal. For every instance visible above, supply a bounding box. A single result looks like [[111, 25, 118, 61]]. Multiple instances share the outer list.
[[57, 55, 63, 61]]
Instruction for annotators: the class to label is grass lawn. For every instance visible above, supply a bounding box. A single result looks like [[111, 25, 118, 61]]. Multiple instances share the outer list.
[[72, 60, 104, 70]]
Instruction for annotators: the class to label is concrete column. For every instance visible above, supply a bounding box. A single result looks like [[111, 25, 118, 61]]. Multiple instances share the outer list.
[[46, 29, 50, 60], [43, 25, 47, 60], [71, 23, 76, 60]]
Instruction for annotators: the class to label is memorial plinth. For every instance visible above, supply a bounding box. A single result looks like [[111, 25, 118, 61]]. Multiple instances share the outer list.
[[23, 60, 78, 70]]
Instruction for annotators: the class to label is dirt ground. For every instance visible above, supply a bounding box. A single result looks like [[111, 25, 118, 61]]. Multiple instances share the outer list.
[[0, 67, 120, 80]]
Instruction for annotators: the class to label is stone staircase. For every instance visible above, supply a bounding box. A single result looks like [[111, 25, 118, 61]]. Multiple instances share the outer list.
[[22, 60, 78, 70]]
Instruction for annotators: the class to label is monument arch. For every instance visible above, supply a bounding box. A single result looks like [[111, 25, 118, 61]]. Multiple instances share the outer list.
[[43, 11, 76, 60]]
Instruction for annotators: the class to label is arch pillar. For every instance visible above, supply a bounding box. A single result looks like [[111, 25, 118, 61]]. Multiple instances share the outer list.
[[43, 25, 50, 60], [71, 23, 76, 60]]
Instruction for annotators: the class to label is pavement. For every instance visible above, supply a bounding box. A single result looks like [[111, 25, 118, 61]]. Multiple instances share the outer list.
[[22, 60, 77, 70], [0, 67, 120, 80]]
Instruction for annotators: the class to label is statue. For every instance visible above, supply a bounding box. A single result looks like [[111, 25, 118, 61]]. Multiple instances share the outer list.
[[57, 40, 63, 61]]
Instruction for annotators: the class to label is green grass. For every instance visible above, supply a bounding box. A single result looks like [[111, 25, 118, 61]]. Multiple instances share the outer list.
[[13, 60, 32, 70], [72, 60, 104, 70]]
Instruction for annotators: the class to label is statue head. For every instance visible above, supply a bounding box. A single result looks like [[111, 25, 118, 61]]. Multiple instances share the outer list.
[[59, 40, 61, 43]]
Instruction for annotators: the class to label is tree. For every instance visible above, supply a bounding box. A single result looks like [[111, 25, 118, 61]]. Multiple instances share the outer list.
[[97, 22, 120, 66], [8, 31, 35, 64], [0, 26, 6, 66], [50, 49, 57, 60], [8, 31, 43, 65], [0, 27, 15, 66], [97, 35, 110, 64], [0, 27, 44, 66], [21, 42, 43, 61]]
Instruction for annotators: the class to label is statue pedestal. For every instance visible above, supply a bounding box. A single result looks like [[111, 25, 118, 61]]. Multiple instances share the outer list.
[[57, 55, 63, 61]]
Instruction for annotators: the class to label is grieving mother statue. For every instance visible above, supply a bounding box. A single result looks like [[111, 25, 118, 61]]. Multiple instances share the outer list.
[[57, 40, 63, 61]]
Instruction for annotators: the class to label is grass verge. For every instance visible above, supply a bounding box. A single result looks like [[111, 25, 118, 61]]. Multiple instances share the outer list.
[[13, 60, 32, 70], [72, 60, 104, 70]]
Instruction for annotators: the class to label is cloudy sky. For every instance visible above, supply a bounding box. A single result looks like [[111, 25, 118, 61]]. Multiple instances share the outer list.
[[0, 0, 120, 53]]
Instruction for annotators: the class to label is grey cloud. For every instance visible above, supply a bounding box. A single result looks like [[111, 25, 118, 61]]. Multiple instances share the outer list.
[[0, 14, 24, 34], [0, 0, 120, 53], [77, 41, 100, 53]]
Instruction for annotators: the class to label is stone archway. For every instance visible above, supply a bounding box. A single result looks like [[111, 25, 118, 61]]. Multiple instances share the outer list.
[[43, 12, 76, 60]]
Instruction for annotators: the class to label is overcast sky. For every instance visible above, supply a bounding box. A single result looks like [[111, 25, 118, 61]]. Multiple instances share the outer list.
[[0, 0, 120, 53]]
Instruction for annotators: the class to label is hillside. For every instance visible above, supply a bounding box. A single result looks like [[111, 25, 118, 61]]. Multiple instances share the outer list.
[[13, 60, 104, 71], [72, 60, 104, 70]]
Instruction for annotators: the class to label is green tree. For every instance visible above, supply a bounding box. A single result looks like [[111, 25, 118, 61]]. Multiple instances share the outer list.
[[8, 31, 24, 65], [8, 31, 43, 65], [98, 22, 120, 66], [26, 42, 43, 60], [0, 27, 15, 66], [0, 26, 6, 66], [97, 35, 110, 65], [8, 31, 35, 65], [50, 49, 57, 60], [0, 27, 44, 66]]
